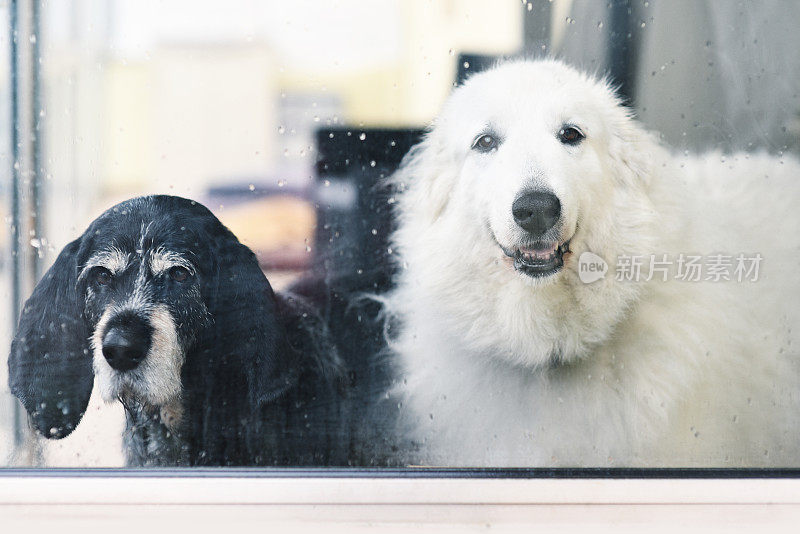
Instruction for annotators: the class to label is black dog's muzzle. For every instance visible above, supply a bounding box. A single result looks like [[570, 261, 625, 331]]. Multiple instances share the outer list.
[[102, 312, 153, 372]]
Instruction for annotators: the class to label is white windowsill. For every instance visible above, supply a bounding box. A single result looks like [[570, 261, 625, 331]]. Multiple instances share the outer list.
[[0, 475, 799, 505], [2, 475, 800, 531]]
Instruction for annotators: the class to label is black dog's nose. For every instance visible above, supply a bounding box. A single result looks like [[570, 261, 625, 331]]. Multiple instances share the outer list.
[[102, 324, 149, 372], [512, 191, 561, 236]]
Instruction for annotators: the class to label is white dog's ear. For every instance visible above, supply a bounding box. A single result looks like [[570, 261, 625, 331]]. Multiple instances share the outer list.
[[393, 129, 458, 224], [607, 112, 661, 187]]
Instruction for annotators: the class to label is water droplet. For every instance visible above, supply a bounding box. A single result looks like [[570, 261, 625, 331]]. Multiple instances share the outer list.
[[248, 184, 255, 191], [277, 180, 286, 187], [359, 133, 366, 141], [369, 160, 376, 167], [371, 228, 378, 235]]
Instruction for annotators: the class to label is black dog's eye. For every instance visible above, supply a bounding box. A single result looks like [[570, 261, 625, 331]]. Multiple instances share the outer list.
[[558, 126, 585, 145], [169, 266, 190, 283], [94, 268, 112, 286], [472, 133, 498, 152]]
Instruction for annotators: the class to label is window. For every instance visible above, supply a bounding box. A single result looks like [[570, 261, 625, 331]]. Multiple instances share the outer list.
[[1, 0, 798, 481]]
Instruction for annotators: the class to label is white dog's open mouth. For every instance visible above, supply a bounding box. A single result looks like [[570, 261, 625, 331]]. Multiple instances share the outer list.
[[501, 240, 572, 278]]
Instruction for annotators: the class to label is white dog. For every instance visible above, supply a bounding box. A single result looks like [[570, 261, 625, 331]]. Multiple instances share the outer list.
[[386, 59, 800, 467]]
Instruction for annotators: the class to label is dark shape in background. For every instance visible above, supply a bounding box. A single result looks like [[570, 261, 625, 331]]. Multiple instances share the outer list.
[[456, 53, 499, 85], [309, 127, 424, 288], [606, 0, 642, 104]]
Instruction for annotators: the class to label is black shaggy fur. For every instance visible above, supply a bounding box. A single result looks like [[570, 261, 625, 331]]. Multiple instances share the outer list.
[[7, 195, 394, 466]]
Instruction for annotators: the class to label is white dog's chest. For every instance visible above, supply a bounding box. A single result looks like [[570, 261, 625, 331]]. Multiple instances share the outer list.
[[399, 305, 800, 468]]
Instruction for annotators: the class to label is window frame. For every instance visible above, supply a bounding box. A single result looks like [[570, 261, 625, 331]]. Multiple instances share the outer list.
[[3, 468, 800, 503], [2, 469, 800, 530]]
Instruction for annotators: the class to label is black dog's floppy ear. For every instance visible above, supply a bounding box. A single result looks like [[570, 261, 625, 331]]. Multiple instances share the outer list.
[[185, 226, 297, 464], [209, 232, 297, 407], [8, 238, 94, 439]]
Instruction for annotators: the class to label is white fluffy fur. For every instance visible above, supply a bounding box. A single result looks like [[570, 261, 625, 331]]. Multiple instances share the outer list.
[[387, 59, 800, 467]]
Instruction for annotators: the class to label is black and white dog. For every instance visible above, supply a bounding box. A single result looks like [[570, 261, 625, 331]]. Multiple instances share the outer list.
[[8, 195, 393, 466]]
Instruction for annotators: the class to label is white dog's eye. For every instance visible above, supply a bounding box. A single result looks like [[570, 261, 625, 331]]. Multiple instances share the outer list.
[[558, 126, 585, 146], [472, 133, 498, 152]]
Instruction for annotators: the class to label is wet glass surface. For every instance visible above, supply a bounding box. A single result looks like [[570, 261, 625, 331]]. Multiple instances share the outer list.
[[1, 0, 799, 470]]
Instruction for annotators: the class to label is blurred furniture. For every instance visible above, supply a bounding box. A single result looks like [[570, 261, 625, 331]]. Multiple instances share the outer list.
[[310, 127, 424, 287]]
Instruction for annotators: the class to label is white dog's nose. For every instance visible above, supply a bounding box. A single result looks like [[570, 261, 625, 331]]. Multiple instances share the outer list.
[[512, 191, 561, 236]]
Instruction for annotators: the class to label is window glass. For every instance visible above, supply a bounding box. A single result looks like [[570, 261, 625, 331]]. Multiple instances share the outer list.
[[1, 0, 799, 469], [0, 0, 11, 462]]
